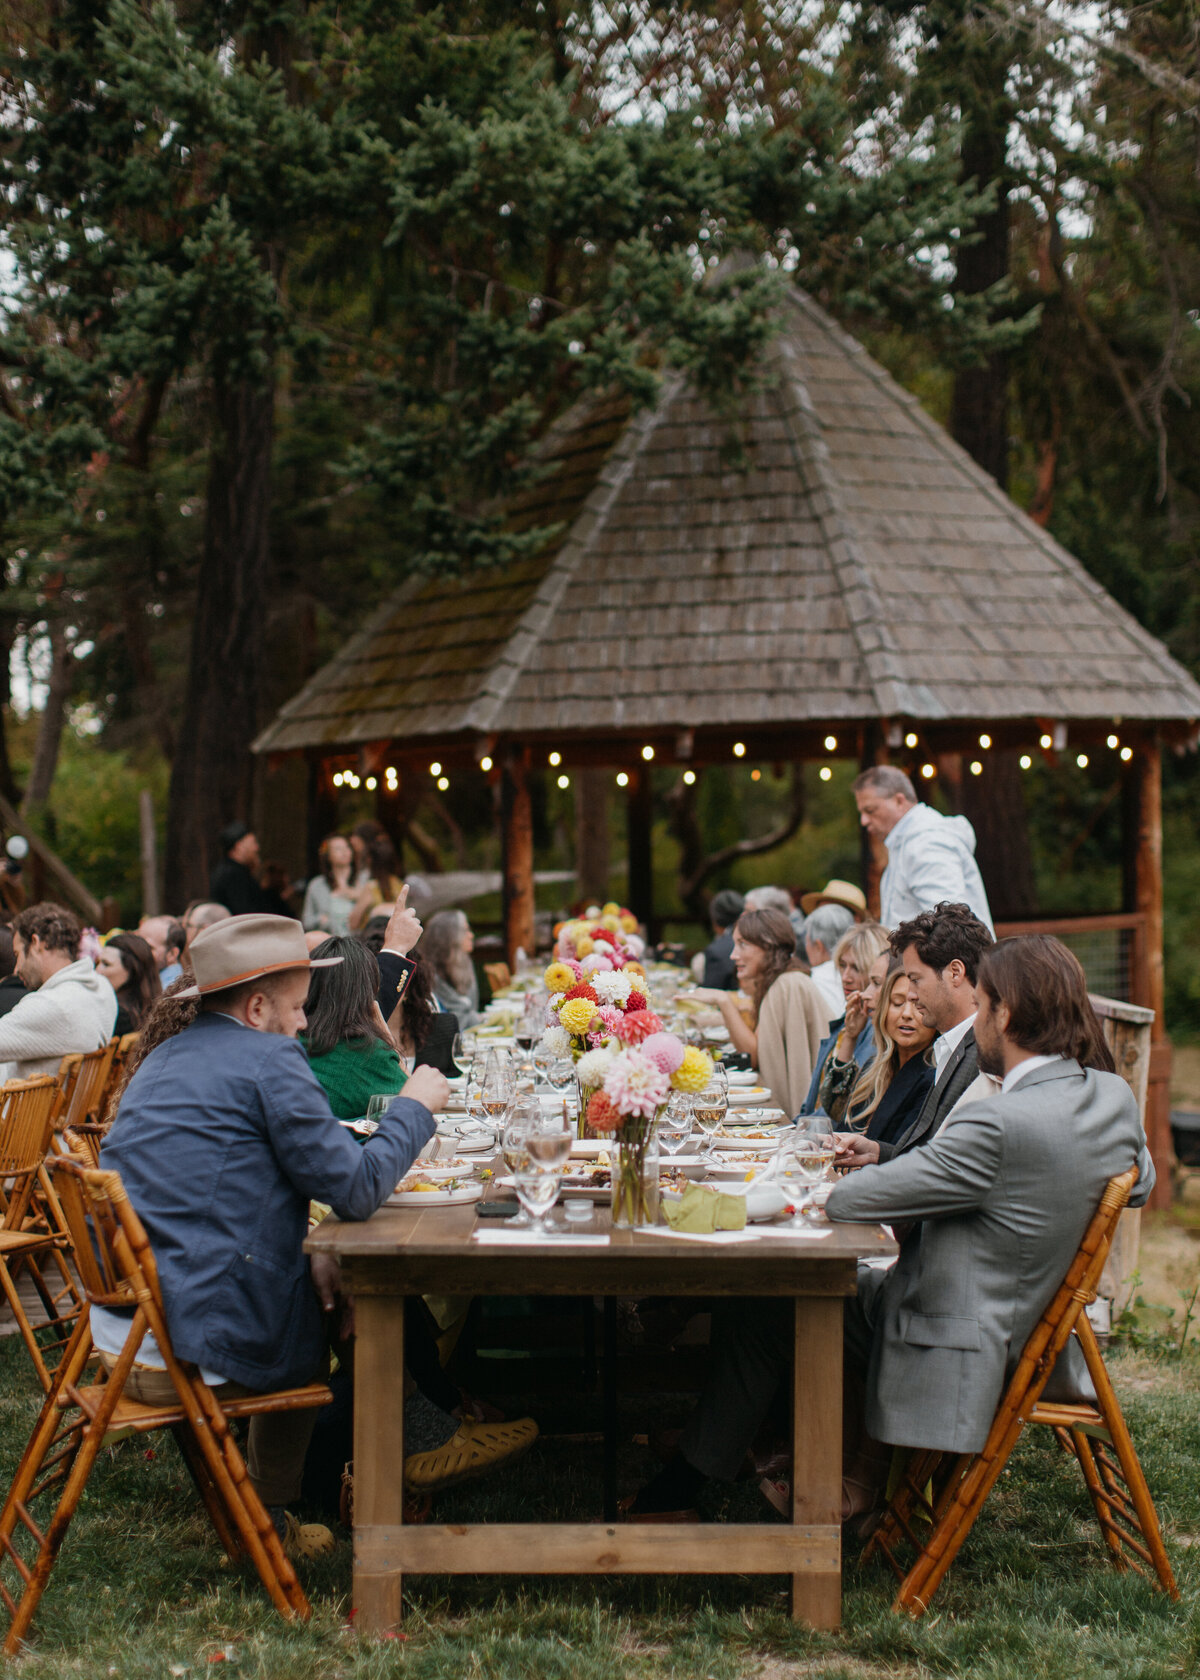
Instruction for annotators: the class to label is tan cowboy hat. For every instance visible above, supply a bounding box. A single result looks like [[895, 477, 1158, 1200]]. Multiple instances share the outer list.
[[178, 914, 342, 998], [799, 878, 868, 917]]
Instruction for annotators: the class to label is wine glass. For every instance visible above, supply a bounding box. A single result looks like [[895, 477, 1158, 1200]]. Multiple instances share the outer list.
[[501, 1100, 538, 1226], [777, 1121, 836, 1220], [364, 1093, 391, 1132], [532, 1038, 556, 1089], [690, 1082, 728, 1162], [451, 1032, 465, 1075], [479, 1050, 515, 1126]]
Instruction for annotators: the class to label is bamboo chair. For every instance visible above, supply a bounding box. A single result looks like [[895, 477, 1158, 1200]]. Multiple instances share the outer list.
[[0, 1078, 84, 1391], [0, 1157, 333, 1654], [483, 962, 512, 994], [99, 1031, 139, 1126], [864, 1167, 1178, 1615], [54, 1042, 118, 1134]]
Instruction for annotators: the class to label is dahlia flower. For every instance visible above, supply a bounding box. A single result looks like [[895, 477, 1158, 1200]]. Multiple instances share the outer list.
[[603, 1048, 669, 1120]]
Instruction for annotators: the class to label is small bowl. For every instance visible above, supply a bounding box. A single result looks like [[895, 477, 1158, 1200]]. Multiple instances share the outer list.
[[563, 1199, 593, 1223]]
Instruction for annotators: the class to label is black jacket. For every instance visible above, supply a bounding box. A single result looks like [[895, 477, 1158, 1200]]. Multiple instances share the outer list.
[[702, 931, 738, 990], [877, 1028, 979, 1162], [209, 857, 289, 918], [0, 975, 27, 1020]]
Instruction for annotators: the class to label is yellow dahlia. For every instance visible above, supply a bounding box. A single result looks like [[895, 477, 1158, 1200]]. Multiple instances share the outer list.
[[575, 936, 595, 957], [619, 912, 638, 932], [671, 1046, 715, 1093], [544, 961, 575, 994], [602, 901, 620, 917], [559, 997, 599, 1036]]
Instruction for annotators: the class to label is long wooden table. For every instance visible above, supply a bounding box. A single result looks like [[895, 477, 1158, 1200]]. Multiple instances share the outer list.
[[306, 1202, 896, 1635]]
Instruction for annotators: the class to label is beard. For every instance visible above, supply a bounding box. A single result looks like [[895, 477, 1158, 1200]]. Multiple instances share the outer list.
[[975, 1035, 1005, 1079]]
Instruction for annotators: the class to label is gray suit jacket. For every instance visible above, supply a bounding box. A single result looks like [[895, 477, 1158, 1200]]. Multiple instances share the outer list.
[[826, 1059, 1153, 1453], [877, 1028, 978, 1162]]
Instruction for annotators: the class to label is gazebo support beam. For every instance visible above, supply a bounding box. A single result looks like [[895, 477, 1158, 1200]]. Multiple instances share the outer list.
[[627, 767, 654, 938], [1125, 740, 1171, 1210], [502, 753, 535, 968]]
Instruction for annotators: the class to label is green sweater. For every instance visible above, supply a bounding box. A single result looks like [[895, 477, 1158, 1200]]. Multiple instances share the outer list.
[[301, 1034, 406, 1121]]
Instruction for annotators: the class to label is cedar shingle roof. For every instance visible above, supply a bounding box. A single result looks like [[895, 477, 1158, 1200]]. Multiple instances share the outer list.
[[253, 287, 1200, 755]]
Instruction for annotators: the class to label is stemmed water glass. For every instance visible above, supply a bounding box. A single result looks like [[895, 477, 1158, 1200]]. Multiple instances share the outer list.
[[513, 1108, 573, 1236], [501, 1098, 538, 1226], [657, 1092, 693, 1160], [531, 1038, 556, 1089], [479, 1049, 514, 1128]]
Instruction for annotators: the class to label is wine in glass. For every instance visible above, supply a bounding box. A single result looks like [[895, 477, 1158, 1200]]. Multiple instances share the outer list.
[[451, 1032, 465, 1075], [658, 1091, 693, 1158], [480, 1050, 514, 1124], [691, 1083, 728, 1161], [778, 1121, 836, 1219]]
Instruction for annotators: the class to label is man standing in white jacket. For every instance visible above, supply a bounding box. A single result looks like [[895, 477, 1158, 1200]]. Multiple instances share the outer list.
[[0, 903, 118, 1081], [854, 766, 995, 934]]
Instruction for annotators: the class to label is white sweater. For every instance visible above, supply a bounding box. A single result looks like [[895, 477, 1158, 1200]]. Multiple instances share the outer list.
[[0, 959, 119, 1082]]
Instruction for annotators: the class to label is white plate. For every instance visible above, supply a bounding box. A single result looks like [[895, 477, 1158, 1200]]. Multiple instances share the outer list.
[[387, 1181, 484, 1207], [727, 1086, 774, 1105], [436, 1125, 497, 1154], [705, 1157, 773, 1181], [712, 1130, 786, 1151], [408, 1158, 477, 1182], [725, 1106, 787, 1125], [570, 1140, 614, 1159], [725, 1070, 759, 1087]]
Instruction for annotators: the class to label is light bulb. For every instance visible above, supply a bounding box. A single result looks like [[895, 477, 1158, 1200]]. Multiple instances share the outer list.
[[824, 735, 837, 751], [556, 774, 569, 790], [1020, 755, 1032, 769], [548, 751, 561, 767], [683, 770, 696, 785], [333, 773, 343, 787], [751, 768, 761, 781], [819, 766, 832, 782], [430, 761, 442, 777], [366, 776, 377, 791], [616, 772, 629, 787], [969, 761, 983, 776], [920, 763, 936, 780], [733, 742, 746, 758], [978, 734, 991, 749], [1107, 735, 1119, 750], [1076, 753, 1089, 768], [641, 745, 654, 761], [480, 755, 493, 772], [1120, 747, 1133, 762], [904, 732, 918, 748], [437, 775, 449, 791]]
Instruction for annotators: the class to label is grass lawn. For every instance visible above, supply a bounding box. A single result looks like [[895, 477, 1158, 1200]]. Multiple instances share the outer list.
[[0, 1331, 1196, 1680]]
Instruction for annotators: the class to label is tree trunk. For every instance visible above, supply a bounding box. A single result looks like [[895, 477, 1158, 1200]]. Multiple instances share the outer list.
[[165, 373, 273, 904], [958, 751, 1038, 919], [0, 616, 24, 807], [23, 622, 73, 813], [950, 116, 1011, 490]]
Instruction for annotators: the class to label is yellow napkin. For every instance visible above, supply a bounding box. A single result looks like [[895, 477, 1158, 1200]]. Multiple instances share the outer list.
[[664, 1183, 747, 1233]]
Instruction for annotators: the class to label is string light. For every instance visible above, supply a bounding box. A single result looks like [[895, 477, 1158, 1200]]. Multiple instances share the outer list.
[[333, 772, 343, 787], [385, 765, 397, 779], [616, 772, 629, 787], [1020, 755, 1032, 770], [920, 763, 936, 780], [969, 761, 983, 776], [430, 761, 442, 777], [683, 770, 696, 785], [978, 734, 991, 750], [365, 776, 377, 791], [548, 752, 561, 767], [732, 742, 746, 758], [1039, 734, 1052, 750], [824, 735, 837, 751], [556, 774, 570, 790], [751, 769, 761, 781], [641, 745, 655, 761], [1120, 747, 1133, 762], [480, 756, 493, 772], [819, 766, 832, 782], [436, 776, 449, 791], [1107, 735, 1119, 750], [1076, 753, 1089, 769], [905, 732, 918, 748]]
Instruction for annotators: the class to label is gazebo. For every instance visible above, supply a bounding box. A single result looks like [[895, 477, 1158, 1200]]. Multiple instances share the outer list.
[[254, 283, 1200, 1202]]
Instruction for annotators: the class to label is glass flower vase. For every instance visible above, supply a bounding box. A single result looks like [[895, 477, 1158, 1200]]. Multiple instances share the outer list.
[[610, 1120, 659, 1229], [576, 1077, 600, 1139]]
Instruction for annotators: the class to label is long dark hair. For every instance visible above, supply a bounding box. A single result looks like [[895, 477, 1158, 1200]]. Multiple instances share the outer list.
[[303, 935, 394, 1057], [106, 933, 162, 1028], [353, 820, 401, 894], [734, 908, 804, 1021], [319, 832, 352, 886], [976, 935, 1115, 1072], [395, 956, 437, 1056]]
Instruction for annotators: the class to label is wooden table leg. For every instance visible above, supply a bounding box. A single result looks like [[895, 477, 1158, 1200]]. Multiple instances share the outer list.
[[790, 1295, 842, 1628], [602, 1296, 618, 1522], [353, 1292, 406, 1636]]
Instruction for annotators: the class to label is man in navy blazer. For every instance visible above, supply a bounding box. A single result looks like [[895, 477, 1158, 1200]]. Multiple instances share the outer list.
[[101, 914, 444, 1551]]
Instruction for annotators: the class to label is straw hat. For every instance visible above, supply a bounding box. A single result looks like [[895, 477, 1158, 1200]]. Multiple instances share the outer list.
[[799, 879, 868, 917], [178, 914, 341, 998]]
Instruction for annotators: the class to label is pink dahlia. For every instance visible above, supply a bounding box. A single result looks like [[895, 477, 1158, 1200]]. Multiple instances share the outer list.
[[603, 1049, 669, 1121], [586, 1091, 623, 1134], [597, 1005, 626, 1036], [639, 1031, 686, 1076], [615, 1008, 663, 1046]]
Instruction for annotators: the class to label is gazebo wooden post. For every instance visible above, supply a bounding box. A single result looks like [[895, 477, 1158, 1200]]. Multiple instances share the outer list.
[[575, 768, 611, 904], [502, 749, 536, 967], [306, 752, 338, 877], [1125, 738, 1171, 1210], [858, 723, 888, 919], [627, 766, 654, 937]]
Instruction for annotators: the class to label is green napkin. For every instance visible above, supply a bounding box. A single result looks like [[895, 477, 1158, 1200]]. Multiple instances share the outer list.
[[664, 1183, 747, 1233]]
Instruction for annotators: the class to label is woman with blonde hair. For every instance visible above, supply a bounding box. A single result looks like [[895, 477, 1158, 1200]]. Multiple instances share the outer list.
[[835, 965, 936, 1145], [799, 921, 891, 1116]]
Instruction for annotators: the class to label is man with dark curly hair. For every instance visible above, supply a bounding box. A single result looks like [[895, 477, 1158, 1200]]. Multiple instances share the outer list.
[[0, 902, 117, 1079]]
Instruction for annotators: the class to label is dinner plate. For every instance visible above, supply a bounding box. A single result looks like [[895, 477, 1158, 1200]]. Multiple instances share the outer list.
[[712, 1130, 786, 1151], [496, 1172, 611, 1201], [727, 1086, 774, 1105], [724, 1106, 787, 1125], [725, 1069, 759, 1087], [435, 1124, 497, 1153], [387, 1181, 484, 1207], [705, 1156, 773, 1181]]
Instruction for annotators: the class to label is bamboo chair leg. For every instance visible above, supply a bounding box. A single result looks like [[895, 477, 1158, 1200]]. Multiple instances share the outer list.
[[170, 1426, 246, 1565], [895, 1448, 1011, 1616], [1075, 1319, 1179, 1599], [0, 1329, 92, 1559], [3, 1365, 134, 1654], [0, 1258, 52, 1393], [1068, 1426, 1130, 1571]]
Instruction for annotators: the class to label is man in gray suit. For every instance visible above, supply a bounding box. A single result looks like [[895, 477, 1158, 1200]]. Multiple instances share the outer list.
[[836, 901, 993, 1170], [622, 934, 1150, 1522]]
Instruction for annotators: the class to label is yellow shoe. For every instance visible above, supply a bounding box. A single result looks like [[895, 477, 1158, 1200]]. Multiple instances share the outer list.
[[404, 1417, 538, 1493], [281, 1511, 335, 1559]]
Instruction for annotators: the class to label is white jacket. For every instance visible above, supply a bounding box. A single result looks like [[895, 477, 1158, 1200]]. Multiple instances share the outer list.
[[0, 958, 118, 1082], [880, 804, 995, 934]]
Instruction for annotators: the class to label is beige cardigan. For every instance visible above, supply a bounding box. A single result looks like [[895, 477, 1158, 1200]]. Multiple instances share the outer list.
[[756, 970, 832, 1118]]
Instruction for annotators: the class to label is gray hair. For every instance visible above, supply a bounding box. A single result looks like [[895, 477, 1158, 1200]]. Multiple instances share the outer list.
[[744, 886, 794, 916], [419, 909, 475, 994], [852, 765, 916, 802], [805, 902, 855, 953]]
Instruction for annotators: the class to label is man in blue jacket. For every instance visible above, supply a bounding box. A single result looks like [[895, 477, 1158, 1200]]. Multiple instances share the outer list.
[[100, 914, 444, 1556]]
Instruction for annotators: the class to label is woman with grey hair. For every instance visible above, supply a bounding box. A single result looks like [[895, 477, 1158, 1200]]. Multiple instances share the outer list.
[[419, 909, 481, 1028]]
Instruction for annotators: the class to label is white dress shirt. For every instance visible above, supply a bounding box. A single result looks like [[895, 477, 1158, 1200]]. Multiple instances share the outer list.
[[1000, 1052, 1066, 1094], [932, 1011, 976, 1083]]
